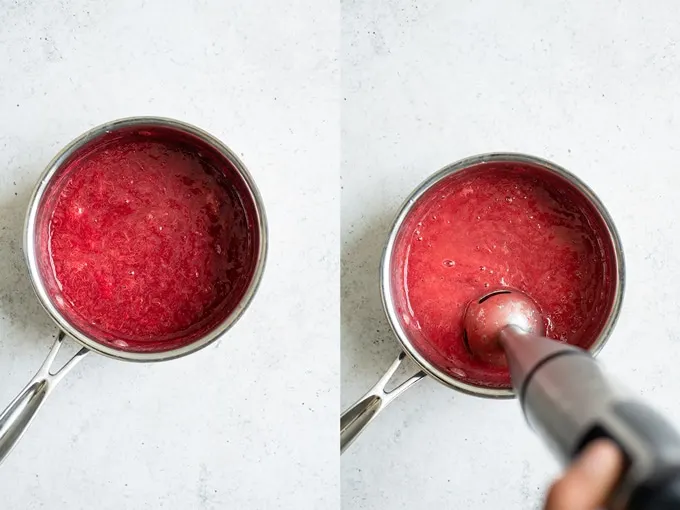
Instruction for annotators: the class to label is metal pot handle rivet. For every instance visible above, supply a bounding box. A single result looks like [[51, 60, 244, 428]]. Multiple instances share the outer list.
[[340, 352, 425, 453], [0, 331, 88, 466]]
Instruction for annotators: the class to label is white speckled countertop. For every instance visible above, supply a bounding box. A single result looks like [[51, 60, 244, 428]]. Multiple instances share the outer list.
[[0, 1, 338, 508], [342, 1, 680, 508], [5, 0, 680, 507]]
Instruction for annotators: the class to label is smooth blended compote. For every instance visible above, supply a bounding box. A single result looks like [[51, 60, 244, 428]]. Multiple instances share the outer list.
[[392, 164, 614, 388]]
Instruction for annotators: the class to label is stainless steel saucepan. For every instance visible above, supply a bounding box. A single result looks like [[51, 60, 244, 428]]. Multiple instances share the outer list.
[[341, 153, 625, 452], [0, 117, 268, 465]]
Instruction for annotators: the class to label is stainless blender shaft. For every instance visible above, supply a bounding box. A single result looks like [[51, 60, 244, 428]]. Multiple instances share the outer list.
[[501, 327, 680, 510]]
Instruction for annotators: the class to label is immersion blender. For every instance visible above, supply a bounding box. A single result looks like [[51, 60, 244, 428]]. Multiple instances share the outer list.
[[463, 289, 680, 510]]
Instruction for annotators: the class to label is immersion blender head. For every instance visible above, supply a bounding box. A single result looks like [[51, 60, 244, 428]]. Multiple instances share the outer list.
[[463, 288, 680, 510], [462, 288, 580, 393]]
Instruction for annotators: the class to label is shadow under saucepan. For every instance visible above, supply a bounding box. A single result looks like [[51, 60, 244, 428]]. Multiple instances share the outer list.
[[340, 208, 427, 410], [0, 193, 56, 354]]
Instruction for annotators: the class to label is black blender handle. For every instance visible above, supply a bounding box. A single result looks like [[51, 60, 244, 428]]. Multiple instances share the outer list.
[[579, 402, 680, 510], [627, 469, 680, 510], [615, 402, 680, 509]]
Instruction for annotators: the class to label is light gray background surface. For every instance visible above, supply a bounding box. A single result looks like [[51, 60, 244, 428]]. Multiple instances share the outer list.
[[342, 1, 680, 508], [0, 1, 338, 508]]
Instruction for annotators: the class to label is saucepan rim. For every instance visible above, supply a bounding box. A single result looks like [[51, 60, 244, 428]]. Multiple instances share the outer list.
[[23, 116, 268, 362], [379, 152, 625, 398]]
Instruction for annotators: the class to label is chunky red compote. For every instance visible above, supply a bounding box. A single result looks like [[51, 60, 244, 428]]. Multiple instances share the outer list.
[[46, 137, 255, 351]]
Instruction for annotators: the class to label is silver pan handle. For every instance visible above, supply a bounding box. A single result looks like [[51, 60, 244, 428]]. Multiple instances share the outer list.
[[0, 331, 88, 466], [340, 352, 425, 453]]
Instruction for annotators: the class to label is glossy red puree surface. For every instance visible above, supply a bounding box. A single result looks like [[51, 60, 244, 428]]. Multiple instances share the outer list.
[[394, 164, 614, 388], [47, 138, 254, 351]]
